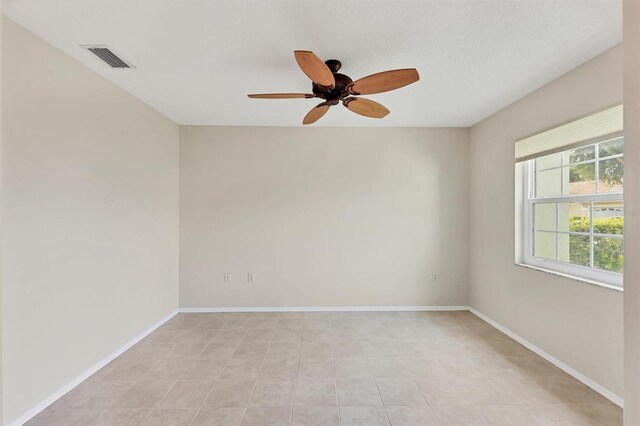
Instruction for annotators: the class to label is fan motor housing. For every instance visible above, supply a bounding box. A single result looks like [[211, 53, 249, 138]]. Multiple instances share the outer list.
[[312, 60, 353, 101]]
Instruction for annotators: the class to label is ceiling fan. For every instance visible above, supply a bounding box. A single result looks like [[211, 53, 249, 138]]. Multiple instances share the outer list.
[[248, 51, 420, 125]]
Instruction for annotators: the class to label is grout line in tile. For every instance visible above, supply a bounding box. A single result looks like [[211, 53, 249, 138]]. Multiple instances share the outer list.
[[328, 316, 342, 426], [288, 321, 304, 426], [135, 376, 180, 425], [97, 355, 165, 419], [187, 320, 244, 426], [238, 320, 279, 426], [369, 362, 392, 426], [414, 376, 442, 426]]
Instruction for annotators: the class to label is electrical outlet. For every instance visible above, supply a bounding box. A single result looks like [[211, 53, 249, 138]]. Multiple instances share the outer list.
[[432, 273, 439, 282], [224, 273, 232, 282], [247, 273, 255, 282]]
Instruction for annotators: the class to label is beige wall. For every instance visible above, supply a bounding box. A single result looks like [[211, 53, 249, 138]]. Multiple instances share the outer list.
[[469, 45, 624, 398], [1, 17, 179, 424], [623, 0, 640, 422], [180, 126, 469, 308]]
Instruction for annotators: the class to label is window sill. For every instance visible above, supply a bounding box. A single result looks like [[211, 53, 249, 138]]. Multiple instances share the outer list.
[[515, 262, 623, 292]]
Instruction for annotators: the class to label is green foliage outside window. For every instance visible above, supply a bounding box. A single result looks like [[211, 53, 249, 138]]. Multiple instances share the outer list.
[[568, 140, 624, 187], [568, 216, 624, 273]]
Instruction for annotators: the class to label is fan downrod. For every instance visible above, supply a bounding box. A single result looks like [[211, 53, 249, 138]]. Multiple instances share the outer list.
[[325, 59, 342, 73]]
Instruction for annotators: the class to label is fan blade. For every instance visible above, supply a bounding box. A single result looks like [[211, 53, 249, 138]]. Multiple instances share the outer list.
[[248, 93, 315, 99], [303, 104, 330, 125], [343, 97, 390, 119], [294, 51, 335, 88], [348, 68, 419, 95]]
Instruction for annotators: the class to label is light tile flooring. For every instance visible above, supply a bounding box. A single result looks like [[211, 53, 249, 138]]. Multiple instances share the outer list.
[[28, 311, 622, 426]]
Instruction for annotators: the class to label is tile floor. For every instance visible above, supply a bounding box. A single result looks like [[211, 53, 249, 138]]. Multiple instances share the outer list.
[[27, 311, 622, 425]]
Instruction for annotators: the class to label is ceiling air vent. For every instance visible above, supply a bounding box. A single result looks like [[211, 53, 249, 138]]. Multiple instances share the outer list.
[[82, 46, 134, 69]]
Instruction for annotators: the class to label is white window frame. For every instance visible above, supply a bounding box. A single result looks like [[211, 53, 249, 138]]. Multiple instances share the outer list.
[[520, 137, 624, 288]]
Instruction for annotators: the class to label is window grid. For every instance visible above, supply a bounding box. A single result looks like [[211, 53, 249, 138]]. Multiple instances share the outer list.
[[589, 202, 594, 269], [531, 202, 622, 264], [523, 137, 624, 287]]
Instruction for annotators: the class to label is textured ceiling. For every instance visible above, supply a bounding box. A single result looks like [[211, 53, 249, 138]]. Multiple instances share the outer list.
[[3, 0, 622, 127]]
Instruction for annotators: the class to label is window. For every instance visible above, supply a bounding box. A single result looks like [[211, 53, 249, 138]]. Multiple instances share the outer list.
[[515, 106, 624, 288], [516, 107, 624, 287]]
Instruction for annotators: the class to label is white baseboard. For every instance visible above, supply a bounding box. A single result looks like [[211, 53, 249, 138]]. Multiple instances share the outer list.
[[179, 305, 470, 313], [468, 307, 624, 408], [10, 309, 179, 426]]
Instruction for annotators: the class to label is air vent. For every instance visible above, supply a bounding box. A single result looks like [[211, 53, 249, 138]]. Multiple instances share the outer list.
[[82, 46, 133, 69]]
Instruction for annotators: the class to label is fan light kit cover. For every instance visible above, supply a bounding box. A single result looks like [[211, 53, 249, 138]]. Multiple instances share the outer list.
[[248, 51, 420, 125]]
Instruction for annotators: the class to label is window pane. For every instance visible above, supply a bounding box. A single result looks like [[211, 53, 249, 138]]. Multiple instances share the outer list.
[[598, 157, 623, 193], [558, 202, 590, 233], [599, 138, 624, 158], [534, 203, 557, 231], [568, 163, 596, 195], [536, 152, 562, 171], [566, 145, 595, 164], [593, 201, 624, 235], [558, 234, 590, 267], [534, 231, 557, 260], [593, 236, 624, 273], [535, 168, 563, 197]]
